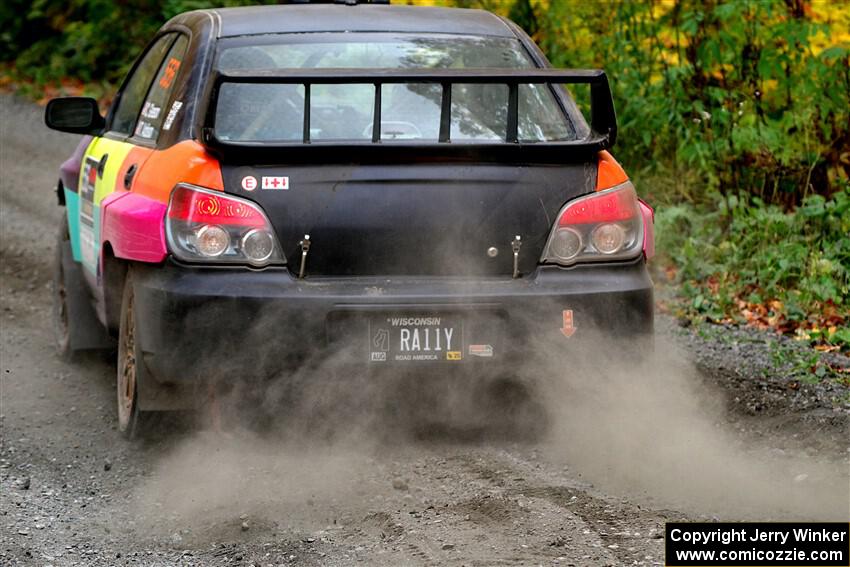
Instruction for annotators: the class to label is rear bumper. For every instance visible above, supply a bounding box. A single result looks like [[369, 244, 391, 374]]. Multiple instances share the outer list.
[[132, 258, 653, 402]]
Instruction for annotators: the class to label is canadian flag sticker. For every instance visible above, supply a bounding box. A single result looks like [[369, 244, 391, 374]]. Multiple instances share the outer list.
[[261, 176, 289, 190]]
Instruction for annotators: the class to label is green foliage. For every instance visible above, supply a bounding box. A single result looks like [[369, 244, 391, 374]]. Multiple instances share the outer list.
[[1, 0, 278, 88], [657, 185, 850, 349], [507, 0, 537, 37], [767, 340, 823, 383], [534, 0, 850, 208]]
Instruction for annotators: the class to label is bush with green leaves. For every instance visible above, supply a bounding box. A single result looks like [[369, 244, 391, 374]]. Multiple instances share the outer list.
[[657, 185, 850, 348], [532, 0, 849, 209], [1, 0, 278, 89]]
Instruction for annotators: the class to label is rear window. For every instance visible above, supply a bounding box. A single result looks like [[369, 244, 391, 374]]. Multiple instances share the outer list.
[[214, 33, 575, 143]]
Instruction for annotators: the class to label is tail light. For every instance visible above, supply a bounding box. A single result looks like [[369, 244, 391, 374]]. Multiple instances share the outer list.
[[165, 184, 285, 267], [540, 181, 644, 267]]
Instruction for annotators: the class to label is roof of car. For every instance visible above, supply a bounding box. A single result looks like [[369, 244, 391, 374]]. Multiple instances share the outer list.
[[209, 4, 516, 39]]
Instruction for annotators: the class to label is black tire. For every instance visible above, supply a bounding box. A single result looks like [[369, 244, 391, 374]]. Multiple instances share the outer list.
[[117, 268, 160, 439], [52, 212, 114, 359]]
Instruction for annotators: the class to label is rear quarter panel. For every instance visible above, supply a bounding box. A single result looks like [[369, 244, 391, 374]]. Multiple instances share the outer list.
[[99, 140, 223, 264]]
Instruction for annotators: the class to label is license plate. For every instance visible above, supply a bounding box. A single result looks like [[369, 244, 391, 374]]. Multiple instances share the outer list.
[[368, 315, 464, 363]]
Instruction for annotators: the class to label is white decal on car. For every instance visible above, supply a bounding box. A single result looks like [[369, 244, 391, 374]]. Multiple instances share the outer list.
[[241, 176, 258, 191], [138, 122, 155, 139], [468, 344, 494, 357], [261, 176, 289, 190], [141, 101, 161, 119], [162, 100, 183, 131]]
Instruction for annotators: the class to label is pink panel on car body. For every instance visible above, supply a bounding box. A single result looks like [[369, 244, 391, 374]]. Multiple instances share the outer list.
[[639, 199, 655, 260], [101, 191, 168, 263]]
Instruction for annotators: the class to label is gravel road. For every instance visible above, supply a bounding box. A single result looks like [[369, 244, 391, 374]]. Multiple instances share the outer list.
[[1, 93, 848, 566]]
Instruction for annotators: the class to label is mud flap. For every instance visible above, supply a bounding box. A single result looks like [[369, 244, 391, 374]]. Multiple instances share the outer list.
[[58, 240, 115, 351]]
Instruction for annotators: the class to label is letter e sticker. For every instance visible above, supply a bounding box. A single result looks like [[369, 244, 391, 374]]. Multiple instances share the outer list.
[[241, 176, 258, 191]]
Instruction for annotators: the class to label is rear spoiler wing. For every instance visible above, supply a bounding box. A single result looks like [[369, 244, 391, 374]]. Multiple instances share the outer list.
[[202, 68, 617, 163]]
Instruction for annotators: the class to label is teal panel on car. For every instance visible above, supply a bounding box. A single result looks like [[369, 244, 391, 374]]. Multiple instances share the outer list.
[[63, 188, 82, 262]]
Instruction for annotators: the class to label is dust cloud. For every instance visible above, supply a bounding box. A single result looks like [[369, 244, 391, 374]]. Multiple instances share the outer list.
[[127, 343, 391, 538], [128, 303, 848, 539], [533, 326, 849, 520], [131, 433, 372, 538]]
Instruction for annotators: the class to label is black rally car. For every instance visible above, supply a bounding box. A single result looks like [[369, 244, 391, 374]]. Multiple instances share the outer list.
[[46, 0, 654, 436]]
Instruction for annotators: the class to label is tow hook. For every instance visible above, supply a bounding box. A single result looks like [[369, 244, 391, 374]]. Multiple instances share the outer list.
[[298, 234, 311, 279], [511, 235, 522, 279]]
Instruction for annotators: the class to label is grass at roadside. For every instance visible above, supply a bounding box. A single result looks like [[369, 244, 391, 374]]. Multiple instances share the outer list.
[[654, 187, 850, 382]]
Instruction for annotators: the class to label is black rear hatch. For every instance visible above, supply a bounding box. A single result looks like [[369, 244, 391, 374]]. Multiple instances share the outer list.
[[220, 161, 595, 276]]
